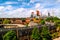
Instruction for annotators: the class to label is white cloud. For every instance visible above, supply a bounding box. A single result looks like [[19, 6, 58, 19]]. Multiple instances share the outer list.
[[30, 0, 41, 3], [29, 3, 44, 11], [0, 0, 60, 18], [18, 0, 22, 1], [57, 0, 60, 2], [0, 6, 6, 14], [35, 3, 40, 9], [0, 5, 13, 12], [0, 7, 60, 18], [29, 10, 34, 12], [0, 7, 32, 18], [39, 8, 60, 18], [5, 5, 13, 11], [0, 6, 4, 9], [41, 9, 48, 16], [4, 2, 18, 5], [30, 0, 35, 3], [52, 8, 60, 17], [0, 5, 13, 18], [0, 6, 4, 11]]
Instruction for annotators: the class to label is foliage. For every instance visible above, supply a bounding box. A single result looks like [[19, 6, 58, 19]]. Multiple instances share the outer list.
[[0, 35, 3, 40], [12, 36, 17, 40], [26, 23, 28, 27], [45, 17, 59, 22], [41, 26, 52, 40], [54, 20, 60, 28], [41, 26, 50, 36], [40, 20, 45, 25], [51, 32, 58, 39], [45, 17, 53, 21], [33, 18, 40, 23], [53, 17, 59, 21], [21, 18, 26, 22], [3, 19, 10, 24], [31, 26, 42, 40], [3, 30, 17, 40], [43, 38, 47, 40]]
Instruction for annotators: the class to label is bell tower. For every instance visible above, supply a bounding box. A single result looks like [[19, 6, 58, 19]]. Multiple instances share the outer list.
[[31, 12, 34, 18], [36, 10, 40, 16]]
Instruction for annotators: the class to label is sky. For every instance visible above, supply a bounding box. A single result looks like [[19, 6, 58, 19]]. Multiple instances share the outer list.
[[0, 0, 60, 18]]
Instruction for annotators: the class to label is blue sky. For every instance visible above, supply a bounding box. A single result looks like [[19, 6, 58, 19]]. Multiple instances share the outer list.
[[0, 0, 60, 18]]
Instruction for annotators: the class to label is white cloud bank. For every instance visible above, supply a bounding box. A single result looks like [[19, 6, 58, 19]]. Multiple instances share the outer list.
[[0, 5, 60, 18], [0, 0, 60, 18], [0, 6, 32, 18]]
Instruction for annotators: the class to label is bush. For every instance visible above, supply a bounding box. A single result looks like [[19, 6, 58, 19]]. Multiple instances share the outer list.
[[3, 30, 17, 40], [0, 35, 3, 40], [41, 26, 52, 40], [31, 26, 42, 40], [40, 20, 45, 25], [51, 32, 58, 39], [3, 19, 10, 24], [53, 17, 59, 21], [45, 17, 53, 21]]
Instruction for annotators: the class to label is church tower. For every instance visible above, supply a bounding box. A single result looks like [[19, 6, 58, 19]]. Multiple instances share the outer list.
[[36, 10, 40, 16], [36, 10, 40, 19], [31, 12, 34, 18], [48, 12, 50, 17]]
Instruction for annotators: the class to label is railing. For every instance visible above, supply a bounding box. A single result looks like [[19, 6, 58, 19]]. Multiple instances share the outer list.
[[0, 24, 26, 28], [0, 25, 56, 40]]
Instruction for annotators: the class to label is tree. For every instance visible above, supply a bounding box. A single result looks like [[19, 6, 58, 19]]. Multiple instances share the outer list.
[[41, 26, 52, 40], [31, 26, 42, 40], [3, 30, 17, 40], [40, 20, 45, 25], [0, 35, 3, 40], [53, 17, 59, 21], [3, 19, 10, 24], [26, 23, 29, 27], [45, 17, 53, 22], [21, 18, 26, 22]]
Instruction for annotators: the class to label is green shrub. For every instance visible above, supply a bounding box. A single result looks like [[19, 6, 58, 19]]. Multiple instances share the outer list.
[[0, 35, 3, 40], [40, 20, 45, 25], [31, 26, 42, 40], [45, 17, 53, 21], [51, 32, 58, 39], [3, 30, 17, 40], [3, 19, 10, 24], [41, 26, 52, 40]]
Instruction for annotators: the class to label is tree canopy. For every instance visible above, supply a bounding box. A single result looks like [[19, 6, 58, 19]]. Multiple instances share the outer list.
[[3, 19, 10, 24], [31, 26, 42, 40], [3, 30, 17, 40], [41, 26, 52, 40]]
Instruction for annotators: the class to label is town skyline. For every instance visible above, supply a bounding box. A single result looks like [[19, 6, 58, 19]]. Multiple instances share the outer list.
[[0, 0, 60, 18]]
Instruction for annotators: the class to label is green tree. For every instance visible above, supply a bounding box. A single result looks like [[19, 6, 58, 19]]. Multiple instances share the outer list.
[[26, 23, 28, 27], [41, 26, 52, 40], [0, 35, 3, 40], [40, 20, 45, 25], [31, 26, 42, 40], [45, 17, 53, 22], [21, 18, 26, 22], [3, 30, 17, 40], [3, 19, 10, 24], [53, 17, 59, 21]]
